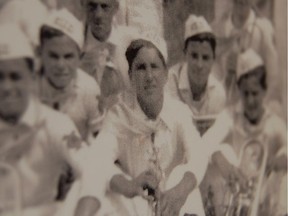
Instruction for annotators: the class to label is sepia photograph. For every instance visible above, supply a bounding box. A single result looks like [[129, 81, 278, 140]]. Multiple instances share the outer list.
[[0, 0, 287, 215]]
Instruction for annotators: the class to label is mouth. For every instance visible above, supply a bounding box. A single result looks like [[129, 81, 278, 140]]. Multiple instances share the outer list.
[[144, 85, 157, 91]]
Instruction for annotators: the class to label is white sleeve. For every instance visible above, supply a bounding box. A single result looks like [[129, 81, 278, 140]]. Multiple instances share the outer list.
[[78, 130, 122, 199], [202, 109, 233, 156], [166, 108, 208, 189]]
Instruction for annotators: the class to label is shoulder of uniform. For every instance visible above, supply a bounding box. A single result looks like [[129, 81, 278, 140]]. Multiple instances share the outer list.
[[255, 17, 274, 34], [168, 62, 183, 76], [76, 69, 100, 93], [165, 94, 192, 115]]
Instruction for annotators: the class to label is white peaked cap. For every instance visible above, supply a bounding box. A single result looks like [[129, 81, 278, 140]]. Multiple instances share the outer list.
[[137, 32, 168, 63], [184, 15, 212, 41], [43, 8, 84, 49], [0, 24, 34, 60], [236, 49, 264, 80]]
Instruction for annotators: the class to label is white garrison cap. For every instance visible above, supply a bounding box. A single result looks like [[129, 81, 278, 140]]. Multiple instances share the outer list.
[[184, 15, 212, 41], [0, 24, 34, 60], [138, 32, 168, 63], [236, 49, 264, 80], [43, 8, 84, 49]]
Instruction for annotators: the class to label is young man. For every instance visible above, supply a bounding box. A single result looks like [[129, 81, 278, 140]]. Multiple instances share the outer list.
[[202, 49, 287, 216], [167, 15, 226, 136], [0, 23, 100, 216], [216, 0, 279, 105], [81, 0, 137, 90], [38, 8, 103, 141], [74, 38, 208, 216]]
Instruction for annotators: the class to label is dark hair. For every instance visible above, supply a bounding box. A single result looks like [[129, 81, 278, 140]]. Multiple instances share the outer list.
[[237, 65, 267, 90], [184, 32, 216, 58], [125, 39, 167, 77], [39, 25, 81, 53], [40, 25, 65, 46]]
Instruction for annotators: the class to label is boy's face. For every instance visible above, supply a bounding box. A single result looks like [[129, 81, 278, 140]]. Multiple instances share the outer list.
[[41, 35, 80, 89], [0, 58, 32, 120], [239, 75, 265, 123], [185, 41, 214, 86]]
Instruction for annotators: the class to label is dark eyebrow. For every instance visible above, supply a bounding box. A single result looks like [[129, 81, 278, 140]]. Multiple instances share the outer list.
[[48, 51, 59, 58]]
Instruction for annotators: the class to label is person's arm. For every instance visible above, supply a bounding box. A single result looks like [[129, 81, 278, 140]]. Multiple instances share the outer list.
[[202, 109, 233, 157], [267, 117, 287, 172], [159, 107, 206, 216], [74, 197, 101, 216]]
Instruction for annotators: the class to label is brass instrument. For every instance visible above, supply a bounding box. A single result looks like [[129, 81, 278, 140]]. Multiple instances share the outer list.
[[224, 139, 268, 216]]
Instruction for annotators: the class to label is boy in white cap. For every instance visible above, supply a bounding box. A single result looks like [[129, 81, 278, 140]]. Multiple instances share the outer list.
[[167, 15, 226, 136], [0, 23, 101, 216], [201, 49, 287, 216], [215, 0, 280, 107], [81, 0, 138, 93], [37, 8, 103, 142]]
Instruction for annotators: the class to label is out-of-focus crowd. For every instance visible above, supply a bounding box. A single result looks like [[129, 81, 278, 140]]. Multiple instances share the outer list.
[[0, 0, 286, 215]]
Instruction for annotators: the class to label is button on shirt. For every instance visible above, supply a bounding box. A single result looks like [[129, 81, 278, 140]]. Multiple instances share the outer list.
[[81, 92, 208, 215], [81, 26, 138, 90], [167, 62, 226, 135], [38, 69, 102, 140], [0, 97, 90, 211]]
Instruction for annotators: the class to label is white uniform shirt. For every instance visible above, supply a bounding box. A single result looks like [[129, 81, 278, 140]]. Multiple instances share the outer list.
[[203, 103, 286, 159], [217, 9, 279, 102], [0, 97, 90, 211], [38, 69, 102, 140], [81, 26, 138, 90], [167, 62, 226, 135], [0, 0, 48, 46], [81, 92, 208, 215]]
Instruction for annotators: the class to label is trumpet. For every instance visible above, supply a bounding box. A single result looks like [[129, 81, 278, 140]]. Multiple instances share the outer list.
[[224, 139, 268, 216]]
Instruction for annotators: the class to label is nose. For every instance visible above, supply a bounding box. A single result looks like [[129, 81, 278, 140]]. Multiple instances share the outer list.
[[197, 58, 203, 69], [57, 58, 66, 70], [146, 67, 154, 81], [94, 5, 104, 19], [246, 94, 255, 106], [1, 78, 14, 93]]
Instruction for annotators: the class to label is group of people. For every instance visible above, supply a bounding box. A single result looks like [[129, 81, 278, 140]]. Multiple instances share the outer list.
[[0, 0, 286, 216]]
